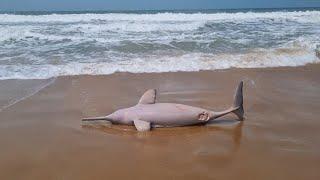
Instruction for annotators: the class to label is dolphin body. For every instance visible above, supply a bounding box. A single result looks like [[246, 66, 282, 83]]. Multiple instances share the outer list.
[[82, 81, 244, 132]]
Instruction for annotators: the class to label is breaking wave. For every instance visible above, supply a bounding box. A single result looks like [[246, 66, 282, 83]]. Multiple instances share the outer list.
[[0, 48, 318, 79], [0, 10, 319, 79]]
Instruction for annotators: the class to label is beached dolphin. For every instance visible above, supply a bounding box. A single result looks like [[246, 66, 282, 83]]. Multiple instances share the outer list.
[[82, 81, 244, 132]]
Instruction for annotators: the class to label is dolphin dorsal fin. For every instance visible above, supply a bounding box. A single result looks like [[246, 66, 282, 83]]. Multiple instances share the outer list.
[[138, 89, 156, 104]]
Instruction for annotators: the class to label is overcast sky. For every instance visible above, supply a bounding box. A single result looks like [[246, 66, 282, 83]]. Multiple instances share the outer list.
[[1, 0, 320, 11]]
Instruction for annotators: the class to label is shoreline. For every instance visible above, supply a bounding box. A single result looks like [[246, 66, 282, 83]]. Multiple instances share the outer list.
[[1, 63, 319, 111], [0, 64, 320, 179]]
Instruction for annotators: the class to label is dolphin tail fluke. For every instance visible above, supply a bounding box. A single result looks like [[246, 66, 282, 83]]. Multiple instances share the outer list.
[[211, 81, 244, 120], [232, 81, 244, 121]]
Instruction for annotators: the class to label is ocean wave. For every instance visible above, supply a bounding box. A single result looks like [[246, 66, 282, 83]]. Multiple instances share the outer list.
[[0, 10, 319, 79], [0, 48, 318, 80], [1, 11, 320, 23]]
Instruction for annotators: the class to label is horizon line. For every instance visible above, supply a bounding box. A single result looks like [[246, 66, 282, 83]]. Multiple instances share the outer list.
[[1, 6, 320, 13]]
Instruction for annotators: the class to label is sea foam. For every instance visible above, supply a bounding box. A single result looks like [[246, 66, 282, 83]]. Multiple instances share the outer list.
[[0, 48, 318, 80], [0, 10, 319, 79]]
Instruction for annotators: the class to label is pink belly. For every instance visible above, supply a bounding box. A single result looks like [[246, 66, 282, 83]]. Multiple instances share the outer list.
[[132, 103, 208, 126]]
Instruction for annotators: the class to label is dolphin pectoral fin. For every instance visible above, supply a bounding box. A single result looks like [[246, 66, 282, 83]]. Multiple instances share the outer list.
[[133, 119, 151, 132], [138, 89, 157, 104]]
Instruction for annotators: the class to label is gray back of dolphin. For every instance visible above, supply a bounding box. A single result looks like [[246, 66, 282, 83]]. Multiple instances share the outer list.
[[82, 81, 244, 131]]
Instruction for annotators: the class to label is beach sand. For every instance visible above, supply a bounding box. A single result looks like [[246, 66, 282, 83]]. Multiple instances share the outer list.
[[0, 64, 320, 180]]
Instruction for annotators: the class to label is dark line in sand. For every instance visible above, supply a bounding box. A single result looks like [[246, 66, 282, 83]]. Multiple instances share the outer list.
[[0, 77, 57, 112]]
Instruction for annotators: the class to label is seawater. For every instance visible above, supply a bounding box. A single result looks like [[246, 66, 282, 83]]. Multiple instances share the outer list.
[[0, 8, 319, 79]]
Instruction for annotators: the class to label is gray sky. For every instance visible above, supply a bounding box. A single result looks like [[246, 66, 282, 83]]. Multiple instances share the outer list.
[[1, 0, 320, 11]]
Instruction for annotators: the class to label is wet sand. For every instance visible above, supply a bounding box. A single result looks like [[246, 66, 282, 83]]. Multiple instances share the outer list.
[[0, 65, 320, 180]]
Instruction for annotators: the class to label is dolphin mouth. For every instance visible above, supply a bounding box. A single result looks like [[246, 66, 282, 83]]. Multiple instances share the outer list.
[[82, 114, 114, 122]]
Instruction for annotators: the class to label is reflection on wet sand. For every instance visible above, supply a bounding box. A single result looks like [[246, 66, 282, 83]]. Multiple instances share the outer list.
[[82, 118, 243, 168]]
